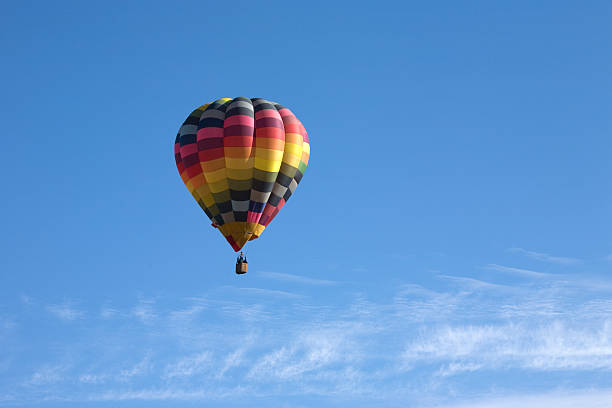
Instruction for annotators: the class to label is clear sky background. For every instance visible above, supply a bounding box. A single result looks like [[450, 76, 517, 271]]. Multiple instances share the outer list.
[[1, 1, 611, 407]]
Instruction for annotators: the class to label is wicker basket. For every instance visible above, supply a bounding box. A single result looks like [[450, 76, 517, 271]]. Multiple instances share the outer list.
[[235, 262, 247, 275]]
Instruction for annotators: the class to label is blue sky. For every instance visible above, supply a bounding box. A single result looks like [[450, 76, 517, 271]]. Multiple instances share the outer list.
[[1, 1, 611, 407]]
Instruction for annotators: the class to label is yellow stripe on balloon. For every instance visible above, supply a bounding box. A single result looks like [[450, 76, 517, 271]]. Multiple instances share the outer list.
[[255, 148, 284, 161], [254, 157, 283, 172]]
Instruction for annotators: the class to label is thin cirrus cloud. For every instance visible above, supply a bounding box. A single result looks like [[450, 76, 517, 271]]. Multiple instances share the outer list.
[[402, 321, 612, 372], [130, 299, 157, 323], [507, 247, 582, 265], [26, 365, 67, 386], [246, 328, 357, 381], [216, 340, 252, 379], [437, 389, 612, 408], [437, 275, 510, 290], [235, 287, 305, 299], [45, 303, 84, 321], [5, 261, 612, 407], [257, 271, 338, 286], [120, 355, 152, 379], [483, 263, 554, 278], [164, 352, 211, 379]]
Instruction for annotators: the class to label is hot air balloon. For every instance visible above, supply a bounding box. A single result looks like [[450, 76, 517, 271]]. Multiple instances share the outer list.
[[174, 97, 310, 274]]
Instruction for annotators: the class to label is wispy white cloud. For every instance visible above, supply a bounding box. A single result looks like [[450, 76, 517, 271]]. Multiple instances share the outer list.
[[484, 263, 553, 278], [403, 320, 612, 371], [131, 299, 156, 323], [435, 362, 483, 377], [507, 247, 581, 265], [119, 355, 152, 379], [247, 328, 356, 381], [78, 373, 108, 384], [168, 304, 205, 322], [7, 261, 612, 406], [217, 346, 248, 379], [165, 352, 211, 379], [437, 389, 612, 408], [77, 355, 152, 386], [237, 287, 304, 299], [214, 333, 256, 379], [258, 271, 337, 286], [26, 365, 67, 386], [391, 284, 465, 323], [483, 264, 612, 295], [90, 386, 250, 401], [219, 301, 271, 322], [437, 275, 509, 290], [46, 302, 84, 321], [100, 306, 119, 319]]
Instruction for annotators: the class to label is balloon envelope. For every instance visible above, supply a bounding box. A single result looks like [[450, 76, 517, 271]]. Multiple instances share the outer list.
[[174, 97, 310, 251]]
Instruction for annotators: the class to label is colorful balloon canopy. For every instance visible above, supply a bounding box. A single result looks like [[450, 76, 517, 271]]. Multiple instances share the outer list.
[[174, 97, 310, 251]]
